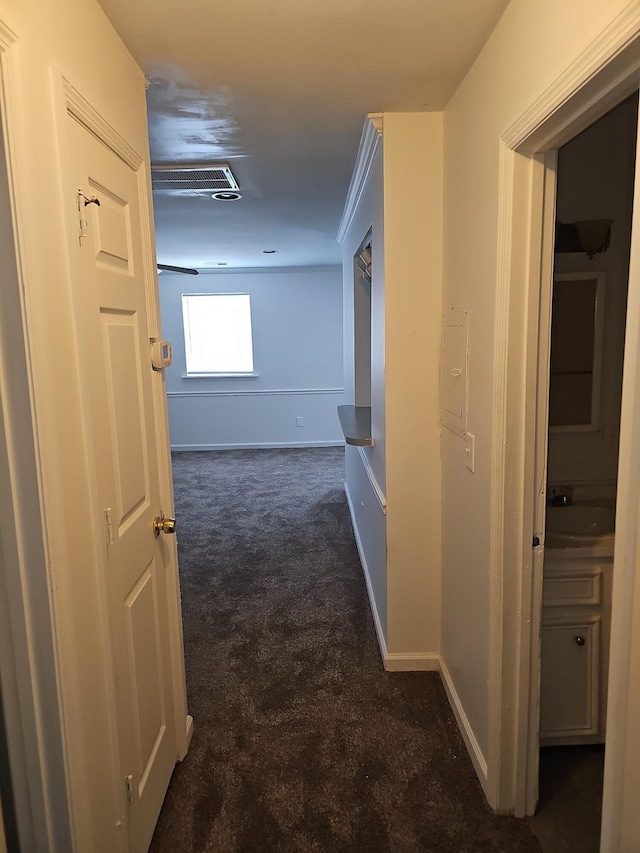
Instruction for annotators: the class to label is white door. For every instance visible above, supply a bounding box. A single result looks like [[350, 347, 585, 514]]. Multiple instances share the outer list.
[[66, 111, 177, 852]]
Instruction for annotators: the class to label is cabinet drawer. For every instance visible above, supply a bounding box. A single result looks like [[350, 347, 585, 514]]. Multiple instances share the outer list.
[[543, 570, 601, 607]]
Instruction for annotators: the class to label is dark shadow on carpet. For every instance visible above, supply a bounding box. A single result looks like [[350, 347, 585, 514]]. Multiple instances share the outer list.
[[150, 447, 540, 852]]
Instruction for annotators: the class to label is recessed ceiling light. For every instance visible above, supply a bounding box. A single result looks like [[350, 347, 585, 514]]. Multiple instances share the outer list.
[[211, 191, 242, 201], [262, 249, 277, 254]]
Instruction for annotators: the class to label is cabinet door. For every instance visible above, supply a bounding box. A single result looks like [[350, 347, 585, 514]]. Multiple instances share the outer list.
[[540, 616, 601, 740]]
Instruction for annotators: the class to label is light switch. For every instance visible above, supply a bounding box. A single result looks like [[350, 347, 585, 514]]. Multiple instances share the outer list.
[[465, 432, 475, 473]]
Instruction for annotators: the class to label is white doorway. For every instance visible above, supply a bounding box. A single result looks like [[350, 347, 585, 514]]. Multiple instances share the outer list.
[[529, 94, 637, 851], [489, 17, 640, 850]]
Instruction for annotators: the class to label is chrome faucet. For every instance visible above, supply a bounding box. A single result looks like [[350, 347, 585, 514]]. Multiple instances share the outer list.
[[548, 487, 573, 507]]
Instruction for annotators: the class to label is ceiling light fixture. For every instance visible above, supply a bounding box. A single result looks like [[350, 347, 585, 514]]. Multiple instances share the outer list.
[[211, 191, 242, 201], [262, 249, 277, 254]]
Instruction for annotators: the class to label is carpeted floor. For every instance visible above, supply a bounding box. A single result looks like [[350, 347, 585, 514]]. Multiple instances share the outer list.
[[150, 447, 541, 852]]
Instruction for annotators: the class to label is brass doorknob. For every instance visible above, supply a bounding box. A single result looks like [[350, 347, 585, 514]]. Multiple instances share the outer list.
[[153, 512, 177, 537]]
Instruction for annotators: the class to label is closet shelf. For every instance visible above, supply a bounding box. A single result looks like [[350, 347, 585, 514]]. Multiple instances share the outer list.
[[337, 405, 374, 446]]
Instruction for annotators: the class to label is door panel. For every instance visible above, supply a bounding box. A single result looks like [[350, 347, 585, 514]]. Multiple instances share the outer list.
[[540, 617, 600, 738], [66, 112, 177, 853], [101, 312, 148, 523]]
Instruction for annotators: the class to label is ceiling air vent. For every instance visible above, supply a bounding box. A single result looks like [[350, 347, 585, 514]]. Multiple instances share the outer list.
[[151, 164, 239, 193]]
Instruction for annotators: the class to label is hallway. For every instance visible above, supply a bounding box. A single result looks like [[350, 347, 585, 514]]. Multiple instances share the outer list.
[[149, 448, 539, 852]]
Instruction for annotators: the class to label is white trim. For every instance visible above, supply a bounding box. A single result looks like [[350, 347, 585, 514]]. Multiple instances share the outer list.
[[184, 715, 194, 752], [336, 114, 383, 245], [504, 2, 640, 153], [356, 446, 387, 513], [168, 387, 344, 398], [486, 141, 514, 811], [523, 151, 558, 818], [0, 27, 73, 853], [62, 78, 141, 170], [601, 84, 640, 853], [383, 653, 439, 672], [171, 441, 345, 451], [344, 480, 388, 665], [440, 657, 489, 794], [163, 264, 342, 276], [492, 0, 640, 828], [180, 373, 260, 380]]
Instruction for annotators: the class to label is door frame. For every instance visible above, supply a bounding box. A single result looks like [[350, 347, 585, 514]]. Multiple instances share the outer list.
[[487, 2, 640, 833], [0, 20, 73, 853]]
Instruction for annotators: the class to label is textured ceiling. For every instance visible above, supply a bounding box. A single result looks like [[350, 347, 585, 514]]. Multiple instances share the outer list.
[[98, 0, 510, 270]]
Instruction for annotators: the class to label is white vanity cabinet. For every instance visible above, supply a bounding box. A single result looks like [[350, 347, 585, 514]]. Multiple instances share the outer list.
[[540, 552, 613, 744]]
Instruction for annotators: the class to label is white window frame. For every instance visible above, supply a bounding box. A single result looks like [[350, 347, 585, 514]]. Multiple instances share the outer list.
[[181, 292, 256, 377]]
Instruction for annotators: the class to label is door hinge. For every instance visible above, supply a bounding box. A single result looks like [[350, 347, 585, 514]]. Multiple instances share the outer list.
[[104, 508, 114, 547], [125, 774, 135, 806]]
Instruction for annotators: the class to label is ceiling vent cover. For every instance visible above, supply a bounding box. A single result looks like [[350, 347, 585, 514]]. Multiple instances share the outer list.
[[151, 165, 239, 193]]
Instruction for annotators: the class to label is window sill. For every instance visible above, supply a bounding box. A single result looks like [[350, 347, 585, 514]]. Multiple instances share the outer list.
[[182, 373, 260, 379]]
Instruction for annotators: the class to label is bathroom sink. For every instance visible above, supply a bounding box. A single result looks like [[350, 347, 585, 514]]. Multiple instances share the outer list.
[[546, 504, 615, 547]]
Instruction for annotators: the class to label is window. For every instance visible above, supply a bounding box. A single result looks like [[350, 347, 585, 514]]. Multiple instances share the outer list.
[[182, 292, 255, 375]]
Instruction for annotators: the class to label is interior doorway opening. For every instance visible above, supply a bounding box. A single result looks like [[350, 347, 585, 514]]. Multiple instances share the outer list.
[[529, 92, 638, 853]]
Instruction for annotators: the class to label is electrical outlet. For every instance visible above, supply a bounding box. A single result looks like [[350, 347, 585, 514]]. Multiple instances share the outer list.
[[296, 416, 303, 427]]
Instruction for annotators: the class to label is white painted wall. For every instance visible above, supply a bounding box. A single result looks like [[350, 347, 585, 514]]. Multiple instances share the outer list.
[[441, 0, 636, 788], [341, 113, 442, 666], [342, 133, 389, 645], [383, 113, 443, 661], [159, 267, 345, 449], [549, 96, 637, 490]]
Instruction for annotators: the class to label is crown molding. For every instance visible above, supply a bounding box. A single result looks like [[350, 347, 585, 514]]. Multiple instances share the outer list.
[[336, 113, 383, 245], [503, 1, 640, 152]]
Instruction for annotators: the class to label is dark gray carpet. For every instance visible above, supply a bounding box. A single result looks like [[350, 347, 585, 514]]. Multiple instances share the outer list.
[[150, 447, 540, 852]]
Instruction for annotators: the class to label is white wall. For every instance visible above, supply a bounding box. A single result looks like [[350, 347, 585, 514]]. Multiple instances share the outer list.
[[383, 113, 443, 660], [441, 0, 635, 786], [549, 96, 637, 491], [341, 113, 442, 666], [160, 267, 345, 449], [342, 133, 389, 644]]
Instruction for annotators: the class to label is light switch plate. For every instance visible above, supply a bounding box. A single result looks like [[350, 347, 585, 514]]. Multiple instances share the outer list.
[[465, 432, 475, 473]]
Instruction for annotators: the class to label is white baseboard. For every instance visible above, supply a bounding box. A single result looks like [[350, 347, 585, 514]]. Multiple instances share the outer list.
[[344, 481, 389, 665], [185, 715, 194, 750], [171, 440, 345, 451], [439, 656, 489, 794], [384, 653, 440, 672]]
